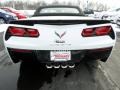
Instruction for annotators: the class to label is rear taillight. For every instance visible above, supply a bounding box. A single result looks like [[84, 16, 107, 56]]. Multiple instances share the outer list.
[[95, 26, 111, 36], [9, 27, 25, 36], [8, 27, 39, 37], [27, 29, 39, 37], [82, 28, 94, 37], [82, 26, 111, 37]]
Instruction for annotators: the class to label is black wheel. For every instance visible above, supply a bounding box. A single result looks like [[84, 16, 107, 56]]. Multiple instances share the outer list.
[[0, 18, 6, 24]]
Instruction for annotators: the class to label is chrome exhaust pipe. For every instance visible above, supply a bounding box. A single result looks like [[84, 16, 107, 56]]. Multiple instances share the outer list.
[[68, 64, 75, 68], [54, 65, 60, 69], [46, 64, 53, 69], [61, 65, 68, 68]]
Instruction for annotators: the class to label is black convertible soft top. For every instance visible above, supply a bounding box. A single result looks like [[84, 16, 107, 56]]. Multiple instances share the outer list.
[[33, 5, 84, 16]]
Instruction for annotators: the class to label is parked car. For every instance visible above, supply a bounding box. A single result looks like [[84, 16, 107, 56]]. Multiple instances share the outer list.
[[2, 5, 116, 69], [116, 16, 120, 26], [19, 10, 35, 17], [84, 9, 94, 15], [0, 9, 17, 24], [100, 8, 120, 23], [1, 7, 27, 19]]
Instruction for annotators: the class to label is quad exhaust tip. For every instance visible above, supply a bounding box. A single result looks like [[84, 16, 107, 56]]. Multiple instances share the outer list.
[[61, 65, 68, 68], [54, 65, 60, 68], [69, 64, 75, 68], [46, 64, 75, 69], [46, 64, 52, 69]]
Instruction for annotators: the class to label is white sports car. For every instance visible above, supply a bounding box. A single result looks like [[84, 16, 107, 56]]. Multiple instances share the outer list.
[[3, 6, 116, 68]]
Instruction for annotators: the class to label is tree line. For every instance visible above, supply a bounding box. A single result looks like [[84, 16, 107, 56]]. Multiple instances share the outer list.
[[0, 0, 109, 11]]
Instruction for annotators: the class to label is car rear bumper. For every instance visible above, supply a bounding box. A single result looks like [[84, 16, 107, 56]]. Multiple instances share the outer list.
[[7, 47, 113, 63]]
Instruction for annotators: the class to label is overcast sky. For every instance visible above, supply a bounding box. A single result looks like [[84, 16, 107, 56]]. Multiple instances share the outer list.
[[0, 0, 120, 9]]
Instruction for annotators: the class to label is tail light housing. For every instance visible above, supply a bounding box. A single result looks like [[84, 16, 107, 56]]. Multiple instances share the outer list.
[[27, 29, 39, 37], [95, 26, 111, 36], [82, 28, 94, 37], [82, 26, 112, 37], [6, 26, 39, 40], [9, 27, 26, 36]]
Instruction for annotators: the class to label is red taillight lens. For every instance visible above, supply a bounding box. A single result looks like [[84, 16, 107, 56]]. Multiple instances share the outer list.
[[95, 26, 111, 36], [82, 28, 94, 37], [82, 26, 111, 37], [27, 29, 39, 37], [9, 27, 25, 36], [8, 27, 39, 37]]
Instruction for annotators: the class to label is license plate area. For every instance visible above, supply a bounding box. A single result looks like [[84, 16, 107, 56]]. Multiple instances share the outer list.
[[50, 50, 71, 62]]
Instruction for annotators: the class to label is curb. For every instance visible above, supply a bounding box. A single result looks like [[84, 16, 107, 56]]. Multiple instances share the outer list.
[[99, 63, 120, 90]]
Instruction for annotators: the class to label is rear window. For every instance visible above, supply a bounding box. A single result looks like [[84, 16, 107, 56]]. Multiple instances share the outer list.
[[40, 8, 80, 14], [33, 6, 84, 16]]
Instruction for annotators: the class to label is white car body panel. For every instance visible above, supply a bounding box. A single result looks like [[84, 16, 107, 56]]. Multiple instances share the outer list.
[[3, 23, 116, 50]]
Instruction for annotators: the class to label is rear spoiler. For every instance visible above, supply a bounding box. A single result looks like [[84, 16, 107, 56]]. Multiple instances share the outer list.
[[10, 20, 111, 26]]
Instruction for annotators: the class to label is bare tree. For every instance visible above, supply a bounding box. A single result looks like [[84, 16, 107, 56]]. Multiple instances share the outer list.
[[0, 0, 109, 11], [52, 0, 59, 5], [95, 2, 109, 11]]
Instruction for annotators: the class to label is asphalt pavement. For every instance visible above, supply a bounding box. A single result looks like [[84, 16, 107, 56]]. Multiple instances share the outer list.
[[100, 32, 120, 89], [0, 58, 117, 90]]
